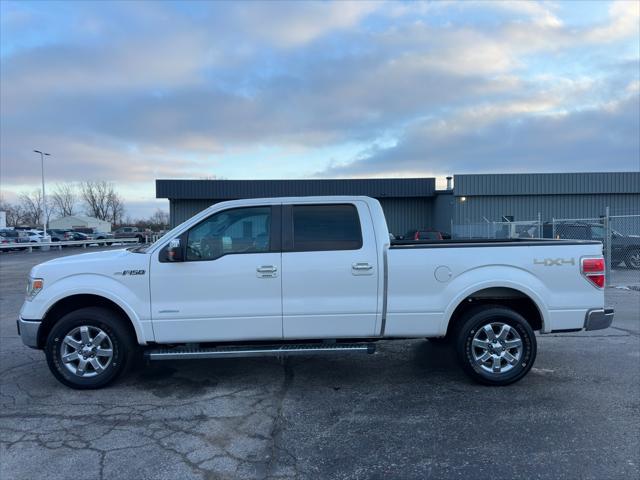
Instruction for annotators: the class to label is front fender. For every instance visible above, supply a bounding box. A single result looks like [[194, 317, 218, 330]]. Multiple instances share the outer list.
[[440, 265, 550, 334], [21, 273, 153, 344]]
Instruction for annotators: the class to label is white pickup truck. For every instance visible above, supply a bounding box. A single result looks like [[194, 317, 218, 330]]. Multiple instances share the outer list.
[[19, 196, 613, 389]]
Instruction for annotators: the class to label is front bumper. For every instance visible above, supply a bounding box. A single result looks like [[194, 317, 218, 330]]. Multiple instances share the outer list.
[[17, 317, 41, 348], [584, 308, 614, 331]]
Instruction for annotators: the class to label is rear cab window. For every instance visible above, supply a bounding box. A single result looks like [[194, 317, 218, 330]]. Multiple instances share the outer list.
[[288, 204, 362, 252]]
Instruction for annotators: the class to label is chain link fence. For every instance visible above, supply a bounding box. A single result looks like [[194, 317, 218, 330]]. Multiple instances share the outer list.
[[452, 218, 542, 240], [552, 213, 640, 287]]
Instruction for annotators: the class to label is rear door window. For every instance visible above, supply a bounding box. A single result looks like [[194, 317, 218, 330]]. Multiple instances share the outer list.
[[291, 204, 362, 252]]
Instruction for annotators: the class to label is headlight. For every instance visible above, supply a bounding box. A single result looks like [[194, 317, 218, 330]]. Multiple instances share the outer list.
[[26, 278, 44, 300]]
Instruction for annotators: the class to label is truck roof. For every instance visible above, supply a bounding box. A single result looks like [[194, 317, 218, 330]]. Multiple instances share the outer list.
[[208, 195, 375, 206], [203, 196, 380, 213]]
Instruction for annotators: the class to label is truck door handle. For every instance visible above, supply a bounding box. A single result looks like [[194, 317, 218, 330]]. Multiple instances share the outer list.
[[352, 262, 373, 271], [256, 265, 278, 277]]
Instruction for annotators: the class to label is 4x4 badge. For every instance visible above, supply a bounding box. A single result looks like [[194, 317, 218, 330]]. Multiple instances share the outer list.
[[534, 258, 575, 266]]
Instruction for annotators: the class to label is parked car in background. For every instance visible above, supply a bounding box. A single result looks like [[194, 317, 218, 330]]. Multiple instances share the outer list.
[[70, 227, 96, 235], [80, 231, 115, 245], [24, 230, 45, 244], [113, 227, 146, 242], [543, 223, 640, 269], [403, 229, 444, 241], [0, 229, 29, 250], [48, 229, 70, 242], [64, 231, 91, 242], [0, 229, 18, 244], [90, 231, 114, 241]]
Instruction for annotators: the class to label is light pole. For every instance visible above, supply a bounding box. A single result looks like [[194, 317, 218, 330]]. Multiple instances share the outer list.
[[33, 150, 50, 238]]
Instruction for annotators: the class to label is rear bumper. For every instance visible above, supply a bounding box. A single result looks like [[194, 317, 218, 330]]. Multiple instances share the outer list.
[[584, 308, 614, 331], [17, 317, 41, 348]]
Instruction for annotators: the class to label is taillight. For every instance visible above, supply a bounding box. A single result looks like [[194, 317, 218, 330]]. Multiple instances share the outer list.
[[581, 257, 605, 289], [414, 232, 419, 240]]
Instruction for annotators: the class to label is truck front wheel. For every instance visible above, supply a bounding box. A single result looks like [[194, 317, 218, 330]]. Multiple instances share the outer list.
[[45, 307, 135, 389], [455, 306, 536, 386]]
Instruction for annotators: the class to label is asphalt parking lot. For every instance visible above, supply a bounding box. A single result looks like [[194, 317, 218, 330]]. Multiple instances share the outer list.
[[1, 248, 639, 480]]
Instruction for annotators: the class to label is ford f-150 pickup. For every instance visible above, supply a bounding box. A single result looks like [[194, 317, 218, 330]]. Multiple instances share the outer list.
[[18, 196, 614, 389]]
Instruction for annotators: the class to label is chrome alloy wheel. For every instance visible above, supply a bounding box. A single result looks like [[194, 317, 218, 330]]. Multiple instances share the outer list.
[[628, 251, 640, 269], [60, 326, 113, 377], [471, 323, 523, 374]]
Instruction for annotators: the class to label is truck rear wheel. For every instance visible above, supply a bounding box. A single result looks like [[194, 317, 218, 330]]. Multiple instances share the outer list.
[[455, 306, 536, 386], [45, 307, 135, 389], [625, 249, 640, 269]]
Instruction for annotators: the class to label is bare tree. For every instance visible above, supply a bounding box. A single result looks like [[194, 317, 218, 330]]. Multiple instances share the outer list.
[[0, 196, 25, 227], [51, 183, 77, 218], [80, 181, 110, 220], [108, 189, 125, 225], [17, 190, 51, 227], [150, 209, 169, 229], [80, 181, 125, 224]]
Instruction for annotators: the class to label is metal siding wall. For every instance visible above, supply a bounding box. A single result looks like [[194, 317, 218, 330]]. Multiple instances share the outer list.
[[157, 178, 435, 199], [432, 192, 454, 233], [455, 172, 640, 196], [170, 200, 218, 227], [453, 194, 640, 223], [378, 198, 433, 236]]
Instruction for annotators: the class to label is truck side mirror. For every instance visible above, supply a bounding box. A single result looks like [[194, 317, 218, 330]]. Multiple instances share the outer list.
[[166, 238, 184, 262]]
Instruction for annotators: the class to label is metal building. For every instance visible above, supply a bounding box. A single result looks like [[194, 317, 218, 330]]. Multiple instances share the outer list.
[[453, 172, 640, 224], [156, 172, 639, 235]]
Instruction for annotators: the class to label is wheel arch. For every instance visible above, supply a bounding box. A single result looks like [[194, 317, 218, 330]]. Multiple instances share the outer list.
[[444, 285, 546, 338], [37, 293, 144, 349]]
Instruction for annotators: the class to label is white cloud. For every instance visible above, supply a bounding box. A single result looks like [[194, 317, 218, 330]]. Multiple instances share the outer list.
[[1, 0, 638, 196], [322, 91, 639, 178], [586, 0, 640, 43], [235, 1, 381, 47]]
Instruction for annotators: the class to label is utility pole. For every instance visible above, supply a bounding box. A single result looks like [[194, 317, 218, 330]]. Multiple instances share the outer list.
[[33, 150, 50, 238]]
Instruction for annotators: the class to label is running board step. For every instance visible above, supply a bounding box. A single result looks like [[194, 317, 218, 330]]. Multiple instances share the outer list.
[[146, 343, 376, 361]]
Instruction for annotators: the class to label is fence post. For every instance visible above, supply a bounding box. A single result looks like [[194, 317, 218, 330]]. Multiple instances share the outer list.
[[605, 206, 611, 287]]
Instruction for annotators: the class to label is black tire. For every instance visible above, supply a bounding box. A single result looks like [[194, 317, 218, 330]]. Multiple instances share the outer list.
[[45, 307, 135, 389], [455, 306, 536, 386], [625, 249, 640, 270], [136, 235, 144, 243]]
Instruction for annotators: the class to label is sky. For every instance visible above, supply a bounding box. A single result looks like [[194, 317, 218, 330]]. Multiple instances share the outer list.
[[1, 0, 639, 218]]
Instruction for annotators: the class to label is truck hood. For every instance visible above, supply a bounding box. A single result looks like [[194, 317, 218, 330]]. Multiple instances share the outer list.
[[30, 248, 150, 281]]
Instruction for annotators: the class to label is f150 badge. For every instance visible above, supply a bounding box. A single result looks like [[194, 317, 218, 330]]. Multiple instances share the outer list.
[[534, 258, 575, 266], [114, 270, 146, 276]]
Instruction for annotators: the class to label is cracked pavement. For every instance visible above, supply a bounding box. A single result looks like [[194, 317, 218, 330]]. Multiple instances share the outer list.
[[1, 248, 639, 479]]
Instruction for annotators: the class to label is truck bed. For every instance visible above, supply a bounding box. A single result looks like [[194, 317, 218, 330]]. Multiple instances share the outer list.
[[390, 238, 602, 248]]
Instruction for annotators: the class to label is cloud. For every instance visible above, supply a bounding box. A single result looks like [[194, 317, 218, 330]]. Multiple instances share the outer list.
[[322, 91, 640, 177], [233, 1, 382, 47], [0, 0, 638, 198]]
